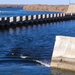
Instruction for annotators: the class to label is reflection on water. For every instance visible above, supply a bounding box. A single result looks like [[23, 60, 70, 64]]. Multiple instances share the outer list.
[[9, 28, 14, 34]]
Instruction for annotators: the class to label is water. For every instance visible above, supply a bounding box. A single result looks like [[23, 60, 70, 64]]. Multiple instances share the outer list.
[[0, 8, 75, 75], [0, 8, 58, 17]]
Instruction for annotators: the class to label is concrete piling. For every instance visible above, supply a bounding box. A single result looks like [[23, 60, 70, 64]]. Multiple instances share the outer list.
[[33, 15, 36, 20], [43, 14, 47, 23], [23, 16, 26, 21]]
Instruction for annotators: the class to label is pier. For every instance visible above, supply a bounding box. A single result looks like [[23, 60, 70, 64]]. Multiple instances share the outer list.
[[0, 13, 75, 29]]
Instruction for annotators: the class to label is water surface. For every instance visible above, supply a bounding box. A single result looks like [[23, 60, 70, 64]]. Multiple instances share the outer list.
[[0, 8, 58, 17], [0, 8, 75, 75]]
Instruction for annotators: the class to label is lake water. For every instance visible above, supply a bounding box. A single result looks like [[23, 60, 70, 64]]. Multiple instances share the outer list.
[[0, 8, 58, 17], [0, 8, 75, 75]]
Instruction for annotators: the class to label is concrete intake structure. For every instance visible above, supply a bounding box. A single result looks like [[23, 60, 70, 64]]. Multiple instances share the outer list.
[[0, 13, 75, 29], [50, 36, 75, 71]]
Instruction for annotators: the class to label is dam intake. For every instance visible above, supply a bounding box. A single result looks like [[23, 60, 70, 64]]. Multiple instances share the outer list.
[[51, 36, 75, 71], [0, 13, 75, 29]]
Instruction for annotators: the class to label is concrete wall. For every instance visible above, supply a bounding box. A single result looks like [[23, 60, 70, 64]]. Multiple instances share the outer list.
[[67, 4, 75, 13], [50, 36, 75, 71]]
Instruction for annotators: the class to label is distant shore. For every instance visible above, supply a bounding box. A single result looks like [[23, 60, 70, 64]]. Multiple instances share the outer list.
[[0, 4, 69, 13], [0, 4, 25, 8], [23, 4, 69, 12]]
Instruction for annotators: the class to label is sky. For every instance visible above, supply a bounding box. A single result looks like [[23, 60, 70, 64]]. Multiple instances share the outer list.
[[0, 0, 75, 5]]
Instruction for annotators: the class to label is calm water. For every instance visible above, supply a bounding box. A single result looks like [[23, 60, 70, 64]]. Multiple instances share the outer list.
[[0, 8, 58, 17], [0, 8, 75, 75]]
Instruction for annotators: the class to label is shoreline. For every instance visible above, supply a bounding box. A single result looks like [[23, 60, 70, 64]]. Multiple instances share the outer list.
[[0, 4, 75, 13], [23, 4, 69, 13], [0, 4, 25, 8]]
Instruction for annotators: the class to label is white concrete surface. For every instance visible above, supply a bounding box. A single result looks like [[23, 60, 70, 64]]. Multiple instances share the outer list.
[[67, 4, 75, 13], [51, 36, 75, 71]]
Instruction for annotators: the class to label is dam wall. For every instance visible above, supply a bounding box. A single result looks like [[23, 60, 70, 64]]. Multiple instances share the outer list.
[[50, 36, 75, 71], [67, 4, 75, 13], [0, 13, 75, 29]]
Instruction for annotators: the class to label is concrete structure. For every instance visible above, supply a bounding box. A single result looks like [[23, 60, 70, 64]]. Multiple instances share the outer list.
[[50, 36, 75, 71], [67, 4, 75, 13], [0, 13, 75, 29], [51, 68, 75, 75]]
